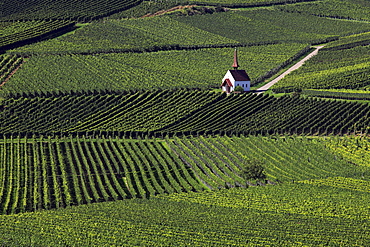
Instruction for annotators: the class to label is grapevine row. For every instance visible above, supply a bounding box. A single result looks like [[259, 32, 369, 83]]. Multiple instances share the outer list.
[[5, 44, 306, 93], [1, 91, 370, 137], [0, 90, 223, 135], [2, 180, 370, 246], [166, 135, 366, 185], [302, 89, 370, 100], [271, 45, 370, 92], [0, 55, 22, 86], [0, 0, 142, 22], [0, 136, 205, 214], [276, 0, 370, 22], [160, 94, 370, 136], [0, 20, 75, 51]]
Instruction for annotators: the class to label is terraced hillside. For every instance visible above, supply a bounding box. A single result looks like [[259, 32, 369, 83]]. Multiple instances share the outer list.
[[2, 43, 307, 94], [271, 45, 370, 92], [1, 135, 370, 245], [0, 135, 368, 214], [10, 9, 370, 55], [0, 181, 369, 246], [0, 55, 23, 86], [1, 0, 370, 245], [1, 91, 370, 137], [0, 0, 142, 21], [0, 20, 75, 51], [277, 0, 370, 21]]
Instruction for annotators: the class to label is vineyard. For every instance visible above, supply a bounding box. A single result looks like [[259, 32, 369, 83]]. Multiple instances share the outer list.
[[271, 45, 370, 92], [297, 177, 370, 193], [10, 16, 237, 55], [0, 90, 223, 134], [174, 9, 370, 44], [108, 0, 179, 19], [0, 0, 142, 21], [160, 92, 370, 136], [10, 8, 370, 55], [325, 136, 370, 167], [1, 91, 370, 137], [166, 135, 367, 183], [323, 31, 370, 50], [302, 89, 370, 100], [0, 20, 75, 51], [0, 135, 368, 216], [277, 0, 370, 21], [2, 43, 306, 94], [0, 136, 204, 214], [0, 55, 23, 86], [1, 0, 370, 245], [177, 0, 319, 6], [1, 180, 370, 246]]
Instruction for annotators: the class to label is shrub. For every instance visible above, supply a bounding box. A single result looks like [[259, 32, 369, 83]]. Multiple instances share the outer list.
[[234, 86, 244, 92], [241, 158, 266, 180]]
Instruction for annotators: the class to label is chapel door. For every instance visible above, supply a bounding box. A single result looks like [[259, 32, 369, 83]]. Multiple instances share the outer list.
[[226, 85, 230, 94]]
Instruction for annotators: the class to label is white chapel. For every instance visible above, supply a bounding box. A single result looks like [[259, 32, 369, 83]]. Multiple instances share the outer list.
[[221, 49, 250, 93]]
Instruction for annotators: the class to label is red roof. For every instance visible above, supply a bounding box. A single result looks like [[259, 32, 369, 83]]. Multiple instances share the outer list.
[[229, 70, 250, 81], [221, 78, 233, 87]]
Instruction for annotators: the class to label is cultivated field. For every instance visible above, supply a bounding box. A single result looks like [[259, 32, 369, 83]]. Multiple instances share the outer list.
[[0, 0, 370, 245]]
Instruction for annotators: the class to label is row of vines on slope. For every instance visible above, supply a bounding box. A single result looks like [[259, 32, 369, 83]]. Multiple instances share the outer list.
[[0, 136, 205, 214], [166, 135, 367, 185], [0, 55, 23, 85], [324, 136, 370, 167], [1, 135, 368, 215], [302, 89, 370, 100], [2, 180, 370, 246], [322, 31, 370, 51], [12, 8, 370, 55], [276, 0, 370, 21], [0, 90, 223, 135], [160, 93, 370, 137], [271, 45, 370, 92], [1, 91, 370, 137], [173, 9, 370, 45], [0, 20, 75, 51], [2, 44, 307, 94], [0, 0, 142, 22]]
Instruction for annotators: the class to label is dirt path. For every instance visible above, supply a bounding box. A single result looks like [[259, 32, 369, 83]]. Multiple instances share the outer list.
[[255, 45, 325, 94]]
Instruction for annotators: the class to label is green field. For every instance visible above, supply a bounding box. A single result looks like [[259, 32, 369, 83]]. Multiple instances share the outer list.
[[0, 0, 142, 21], [0, 55, 22, 84], [1, 0, 370, 245], [301, 89, 370, 100], [0, 20, 74, 51], [2, 43, 306, 94], [1, 91, 370, 136], [323, 31, 370, 50], [277, 0, 370, 21], [271, 45, 370, 92], [0, 135, 369, 214], [1, 180, 370, 246], [10, 8, 370, 55]]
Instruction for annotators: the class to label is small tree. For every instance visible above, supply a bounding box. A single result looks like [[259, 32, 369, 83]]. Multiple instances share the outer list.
[[234, 86, 244, 93], [241, 158, 266, 180]]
